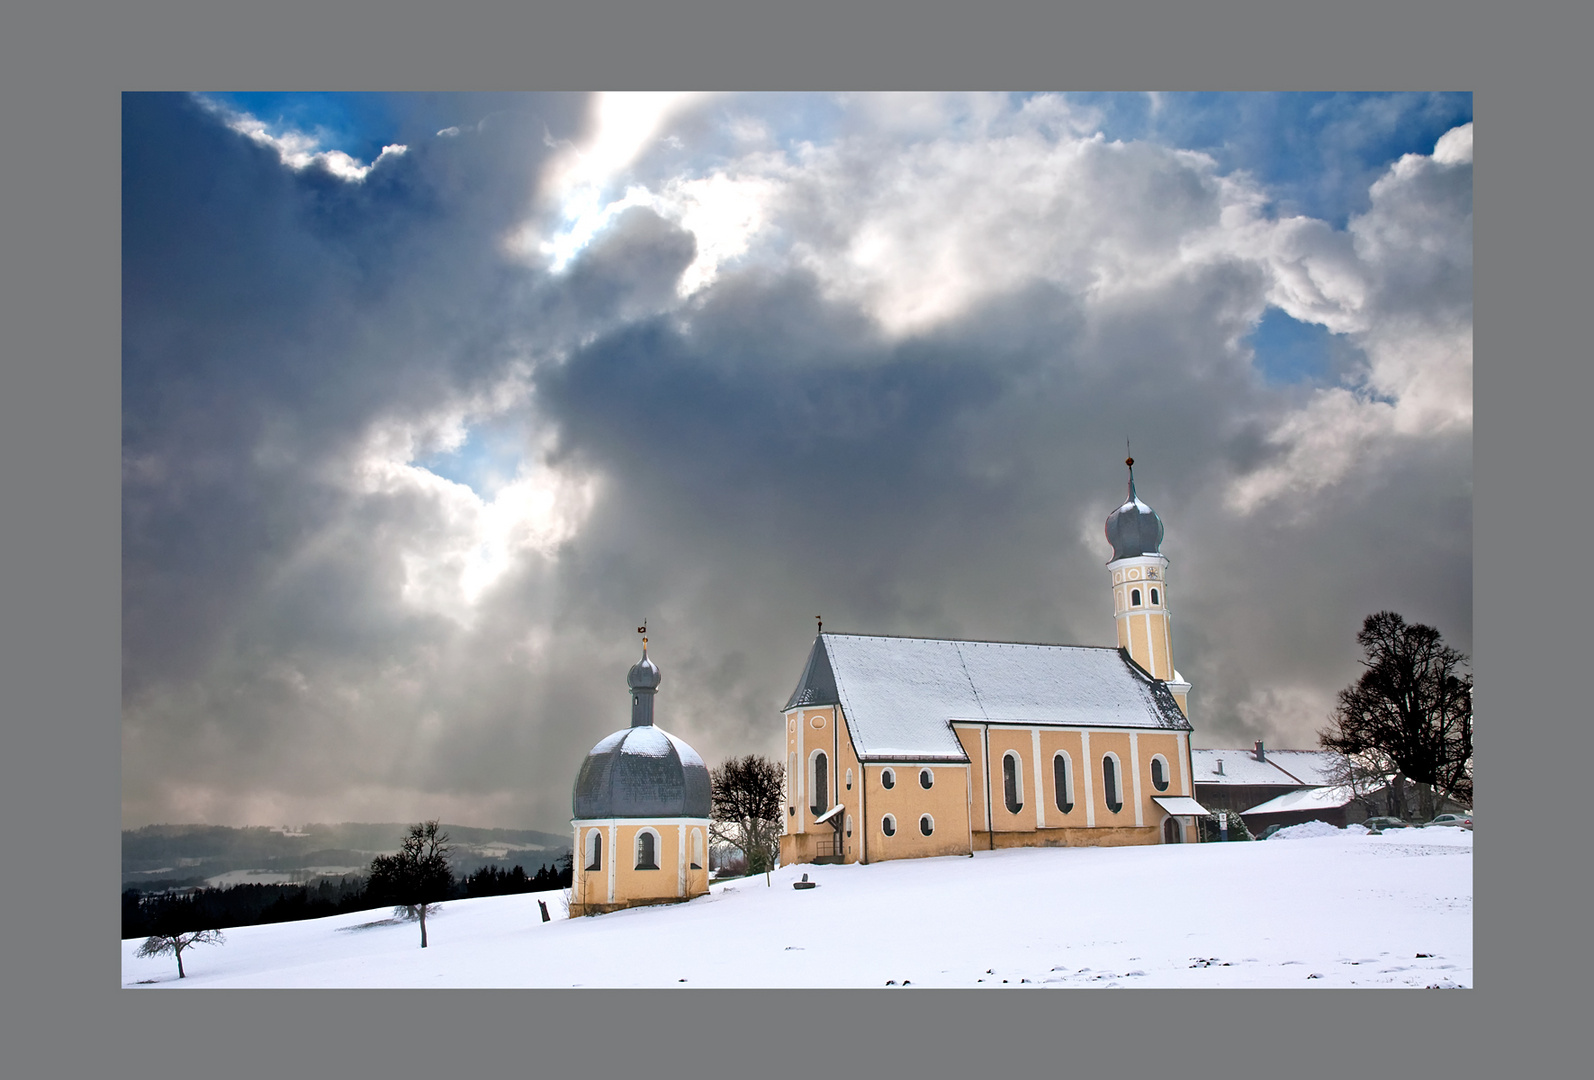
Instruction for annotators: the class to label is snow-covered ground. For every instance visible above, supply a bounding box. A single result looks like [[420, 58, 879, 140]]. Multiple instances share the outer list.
[[122, 827, 1471, 988]]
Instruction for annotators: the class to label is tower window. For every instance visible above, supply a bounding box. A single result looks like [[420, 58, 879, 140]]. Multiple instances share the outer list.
[[635, 829, 659, 870], [1002, 751, 1024, 813], [810, 751, 829, 816], [1151, 754, 1170, 792], [919, 814, 935, 836], [920, 768, 934, 789], [1131, 589, 1142, 606], [1150, 588, 1159, 605], [1103, 754, 1123, 813], [881, 768, 896, 789], [1054, 751, 1075, 813], [882, 814, 897, 837]]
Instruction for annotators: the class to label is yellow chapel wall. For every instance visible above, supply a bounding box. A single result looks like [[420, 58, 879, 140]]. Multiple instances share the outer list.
[[571, 819, 710, 915]]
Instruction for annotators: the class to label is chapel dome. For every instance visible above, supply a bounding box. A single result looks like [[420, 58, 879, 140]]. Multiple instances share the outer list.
[[1104, 457, 1165, 561], [571, 725, 712, 819], [627, 652, 661, 690]]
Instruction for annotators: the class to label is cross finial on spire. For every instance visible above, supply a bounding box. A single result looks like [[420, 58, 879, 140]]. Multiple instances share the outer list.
[[816, 614, 823, 635], [1125, 442, 1137, 500], [637, 619, 648, 651]]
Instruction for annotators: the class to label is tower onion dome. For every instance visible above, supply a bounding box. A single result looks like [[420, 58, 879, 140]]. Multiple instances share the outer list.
[[572, 642, 711, 819], [1104, 455, 1165, 561]]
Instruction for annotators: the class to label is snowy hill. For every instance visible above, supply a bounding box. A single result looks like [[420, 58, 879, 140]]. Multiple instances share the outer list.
[[122, 827, 1472, 988]]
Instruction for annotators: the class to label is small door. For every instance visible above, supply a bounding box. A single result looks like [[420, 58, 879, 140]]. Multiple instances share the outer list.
[[1163, 817, 1182, 844]]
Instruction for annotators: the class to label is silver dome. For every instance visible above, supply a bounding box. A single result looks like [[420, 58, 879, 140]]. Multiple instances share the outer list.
[[571, 725, 712, 819], [1104, 457, 1164, 561]]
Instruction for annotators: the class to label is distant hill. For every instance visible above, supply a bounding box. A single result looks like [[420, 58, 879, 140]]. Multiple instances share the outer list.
[[123, 823, 570, 890]]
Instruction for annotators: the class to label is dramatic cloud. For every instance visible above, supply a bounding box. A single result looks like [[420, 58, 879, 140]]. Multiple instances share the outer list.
[[123, 93, 1471, 832]]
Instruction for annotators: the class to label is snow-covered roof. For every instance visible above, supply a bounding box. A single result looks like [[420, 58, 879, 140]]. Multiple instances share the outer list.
[[1243, 785, 1356, 816], [1263, 749, 1343, 787], [1189, 749, 1304, 787], [784, 634, 1191, 762]]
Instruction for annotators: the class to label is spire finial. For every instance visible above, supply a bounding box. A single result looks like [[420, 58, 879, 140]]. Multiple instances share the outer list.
[[637, 620, 648, 655], [815, 614, 823, 635], [1125, 442, 1137, 500]]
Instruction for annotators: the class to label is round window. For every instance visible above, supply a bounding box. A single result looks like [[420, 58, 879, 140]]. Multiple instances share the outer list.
[[881, 814, 896, 837], [919, 814, 934, 836], [881, 768, 896, 790], [920, 768, 934, 789]]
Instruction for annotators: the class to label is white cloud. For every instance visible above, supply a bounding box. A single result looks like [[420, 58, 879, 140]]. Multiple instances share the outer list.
[[195, 95, 408, 181]]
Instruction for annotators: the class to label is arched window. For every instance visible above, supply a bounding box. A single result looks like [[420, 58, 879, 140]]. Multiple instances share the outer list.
[[920, 768, 934, 789], [1150, 587, 1159, 605], [881, 768, 896, 789], [1053, 751, 1075, 813], [635, 829, 659, 870], [1103, 754, 1123, 813], [919, 814, 935, 836], [1002, 751, 1024, 813], [810, 751, 829, 816], [881, 814, 896, 837], [846, 768, 853, 790], [846, 814, 853, 838], [1131, 588, 1142, 606], [585, 829, 602, 871], [690, 828, 704, 870], [1151, 754, 1170, 792]]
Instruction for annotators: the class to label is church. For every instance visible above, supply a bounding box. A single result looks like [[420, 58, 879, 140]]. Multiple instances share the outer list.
[[778, 458, 1209, 866]]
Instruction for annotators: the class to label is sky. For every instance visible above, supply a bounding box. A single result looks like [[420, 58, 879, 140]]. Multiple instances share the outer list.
[[122, 92, 1472, 832]]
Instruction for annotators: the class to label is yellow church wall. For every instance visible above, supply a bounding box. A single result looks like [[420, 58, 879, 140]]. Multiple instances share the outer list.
[[1037, 729, 1089, 826], [859, 761, 973, 860], [1086, 731, 1135, 826], [570, 819, 710, 916]]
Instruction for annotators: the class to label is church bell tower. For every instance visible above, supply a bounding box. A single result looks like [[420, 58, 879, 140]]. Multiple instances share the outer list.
[[1104, 456, 1191, 715]]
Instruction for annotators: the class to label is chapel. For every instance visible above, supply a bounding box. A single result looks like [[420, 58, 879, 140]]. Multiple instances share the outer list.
[[778, 458, 1209, 866], [569, 636, 712, 916]]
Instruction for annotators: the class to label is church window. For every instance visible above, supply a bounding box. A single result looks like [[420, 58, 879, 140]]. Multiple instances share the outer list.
[[846, 768, 853, 790], [810, 751, 829, 816], [1053, 751, 1075, 813], [920, 768, 934, 789], [1151, 754, 1170, 792], [585, 829, 602, 871], [789, 753, 798, 808], [882, 768, 896, 789], [1103, 754, 1123, 813], [690, 829, 704, 870], [635, 829, 659, 870], [1002, 751, 1024, 813], [919, 814, 935, 836], [846, 814, 853, 838], [1150, 587, 1159, 605], [1131, 589, 1142, 606], [882, 814, 897, 837]]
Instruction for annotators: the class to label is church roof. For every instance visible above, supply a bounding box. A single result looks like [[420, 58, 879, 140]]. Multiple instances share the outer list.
[[783, 633, 1192, 762]]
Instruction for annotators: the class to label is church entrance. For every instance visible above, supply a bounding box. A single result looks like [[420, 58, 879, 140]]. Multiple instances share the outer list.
[[1162, 817, 1182, 844]]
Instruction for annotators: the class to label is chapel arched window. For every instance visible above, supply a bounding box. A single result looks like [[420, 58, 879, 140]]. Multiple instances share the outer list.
[[810, 752, 829, 816], [1003, 752, 1024, 813], [1103, 755, 1123, 813], [585, 830, 602, 871], [635, 830, 658, 870], [1054, 752, 1074, 813]]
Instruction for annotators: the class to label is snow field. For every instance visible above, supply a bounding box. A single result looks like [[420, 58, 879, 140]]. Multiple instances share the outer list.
[[122, 828, 1471, 988]]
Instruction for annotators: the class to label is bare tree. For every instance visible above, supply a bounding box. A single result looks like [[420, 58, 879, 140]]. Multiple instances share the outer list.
[[710, 755, 785, 880], [1320, 612, 1473, 820], [366, 820, 454, 948], [136, 928, 224, 980]]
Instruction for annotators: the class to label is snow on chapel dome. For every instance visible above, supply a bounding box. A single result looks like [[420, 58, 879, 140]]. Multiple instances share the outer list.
[[1104, 455, 1165, 562]]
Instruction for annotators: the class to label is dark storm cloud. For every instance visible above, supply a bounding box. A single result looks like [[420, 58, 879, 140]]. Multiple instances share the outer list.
[[123, 93, 1470, 831]]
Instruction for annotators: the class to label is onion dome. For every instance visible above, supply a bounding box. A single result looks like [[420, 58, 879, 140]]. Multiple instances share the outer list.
[[571, 638, 711, 819], [1105, 455, 1165, 561]]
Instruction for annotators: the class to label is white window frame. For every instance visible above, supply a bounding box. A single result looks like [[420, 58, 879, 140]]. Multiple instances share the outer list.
[[1102, 752, 1124, 813], [881, 767, 896, 789], [919, 813, 935, 836], [690, 828, 704, 870], [919, 767, 935, 790], [808, 749, 830, 814], [634, 827, 663, 870], [845, 814, 853, 838], [1002, 750, 1025, 813], [1131, 588, 1142, 607], [881, 813, 897, 837], [846, 767, 853, 790], [1150, 587, 1159, 605], [1053, 750, 1075, 813], [1150, 753, 1171, 792], [585, 828, 603, 871]]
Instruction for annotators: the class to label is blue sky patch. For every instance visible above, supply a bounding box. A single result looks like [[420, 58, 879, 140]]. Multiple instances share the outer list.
[[415, 422, 525, 498], [1246, 307, 1341, 385]]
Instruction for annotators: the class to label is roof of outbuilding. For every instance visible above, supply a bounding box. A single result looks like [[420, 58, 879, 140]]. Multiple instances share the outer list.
[[1189, 749, 1306, 787], [1263, 749, 1343, 787], [1243, 785, 1355, 816], [783, 633, 1192, 762]]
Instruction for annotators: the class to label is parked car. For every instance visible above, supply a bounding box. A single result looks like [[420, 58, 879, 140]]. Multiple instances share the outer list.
[[1258, 823, 1285, 840], [1361, 816, 1412, 833], [1423, 813, 1473, 829]]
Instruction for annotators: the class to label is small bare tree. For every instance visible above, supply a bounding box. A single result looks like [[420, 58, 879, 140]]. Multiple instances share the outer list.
[[366, 820, 454, 948], [710, 755, 785, 881], [136, 928, 225, 980]]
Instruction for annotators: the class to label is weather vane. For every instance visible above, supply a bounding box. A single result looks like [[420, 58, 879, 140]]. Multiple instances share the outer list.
[[816, 614, 823, 634], [637, 618, 648, 644]]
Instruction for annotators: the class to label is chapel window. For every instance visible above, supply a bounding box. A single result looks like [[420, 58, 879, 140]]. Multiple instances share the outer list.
[[920, 768, 934, 790], [690, 829, 704, 870], [1103, 755, 1123, 813], [846, 768, 853, 790], [635, 830, 659, 870], [882, 814, 897, 837], [846, 814, 853, 838], [919, 814, 935, 836], [585, 829, 603, 871], [882, 768, 896, 789], [1054, 752, 1074, 813], [1002, 751, 1024, 813], [1151, 755, 1170, 792]]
